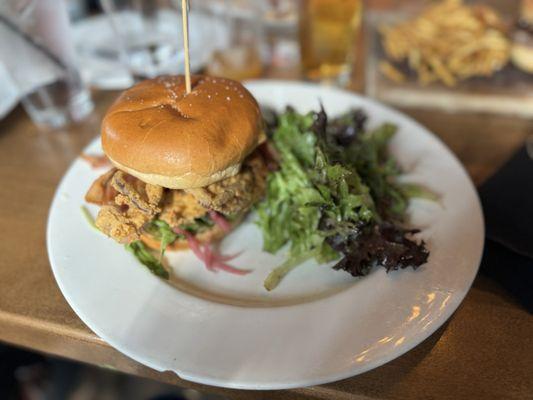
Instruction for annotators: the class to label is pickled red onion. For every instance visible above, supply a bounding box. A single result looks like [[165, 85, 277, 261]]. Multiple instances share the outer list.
[[218, 251, 243, 262], [208, 210, 231, 233], [202, 242, 215, 271], [212, 261, 252, 275], [173, 227, 248, 275], [173, 227, 216, 272]]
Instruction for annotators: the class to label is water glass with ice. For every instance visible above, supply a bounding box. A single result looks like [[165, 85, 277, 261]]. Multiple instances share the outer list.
[[99, 0, 186, 80]]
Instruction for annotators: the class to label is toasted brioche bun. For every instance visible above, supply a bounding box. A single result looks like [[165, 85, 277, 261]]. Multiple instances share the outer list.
[[101, 75, 264, 189], [140, 214, 244, 252]]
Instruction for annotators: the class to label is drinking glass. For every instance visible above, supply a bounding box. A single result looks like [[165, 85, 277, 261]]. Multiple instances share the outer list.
[[204, 0, 264, 81], [299, 0, 363, 84], [99, 0, 185, 80], [262, 0, 300, 76], [0, 0, 94, 129]]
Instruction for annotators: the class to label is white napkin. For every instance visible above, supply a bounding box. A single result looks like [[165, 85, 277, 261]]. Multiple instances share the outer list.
[[0, 61, 19, 118], [0, 23, 60, 93], [0, 0, 76, 118]]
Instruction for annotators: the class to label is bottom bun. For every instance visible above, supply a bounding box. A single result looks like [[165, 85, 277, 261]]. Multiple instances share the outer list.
[[141, 214, 245, 252]]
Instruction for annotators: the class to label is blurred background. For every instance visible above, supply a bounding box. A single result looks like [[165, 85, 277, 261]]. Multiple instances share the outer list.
[[0, 0, 531, 399], [1, 0, 528, 130], [1, 0, 304, 129], [0, 343, 227, 400]]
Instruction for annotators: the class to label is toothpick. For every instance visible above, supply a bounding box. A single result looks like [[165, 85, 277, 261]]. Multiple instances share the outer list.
[[181, 0, 191, 94]]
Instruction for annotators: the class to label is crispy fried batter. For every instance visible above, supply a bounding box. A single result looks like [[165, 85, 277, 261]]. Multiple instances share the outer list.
[[94, 171, 163, 243], [88, 150, 268, 244], [186, 151, 268, 215], [85, 168, 117, 205], [146, 184, 164, 206], [111, 171, 162, 215], [159, 190, 208, 227], [95, 205, 147, 244]]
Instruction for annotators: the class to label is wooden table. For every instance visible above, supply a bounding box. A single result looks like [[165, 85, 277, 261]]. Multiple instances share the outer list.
[[1, 88, 532, 400]]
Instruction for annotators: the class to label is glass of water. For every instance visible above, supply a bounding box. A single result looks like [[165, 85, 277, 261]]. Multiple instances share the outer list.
[[0, 0, 94, 129], [204, 0, 264, 81], [99, 0, 185, 80]]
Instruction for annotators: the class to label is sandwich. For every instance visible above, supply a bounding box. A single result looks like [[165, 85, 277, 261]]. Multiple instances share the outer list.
[[85, 75, 268, 274]]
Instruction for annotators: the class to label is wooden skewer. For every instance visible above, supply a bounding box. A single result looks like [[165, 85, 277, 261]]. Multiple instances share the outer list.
[[181, 0, 191, 94]]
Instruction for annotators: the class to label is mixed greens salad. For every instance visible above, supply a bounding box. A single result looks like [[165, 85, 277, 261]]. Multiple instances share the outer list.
[[257, 106, 433, 290]]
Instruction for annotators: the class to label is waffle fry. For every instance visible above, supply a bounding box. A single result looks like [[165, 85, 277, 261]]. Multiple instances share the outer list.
[[379, 0, 510, 86]]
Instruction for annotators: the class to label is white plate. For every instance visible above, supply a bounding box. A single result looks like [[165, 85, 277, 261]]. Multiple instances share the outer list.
[[47, 81, 484, 389]]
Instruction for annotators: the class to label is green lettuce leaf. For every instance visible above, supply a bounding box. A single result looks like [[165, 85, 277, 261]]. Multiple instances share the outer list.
[[81, 206, 99, 232], [126, 241, 169, 279], [144, 219, 179, 261], [399, 182, 440, 202]]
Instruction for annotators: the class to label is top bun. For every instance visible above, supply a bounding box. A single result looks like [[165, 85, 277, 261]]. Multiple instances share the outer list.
[[101, 75, 264, 189]]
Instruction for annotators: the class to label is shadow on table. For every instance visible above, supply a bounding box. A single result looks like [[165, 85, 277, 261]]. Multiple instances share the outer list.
[[0, 343, 228, 400], [319, 320, 448, 397]]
